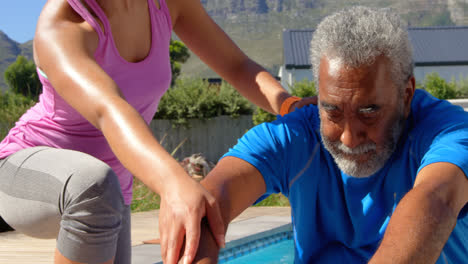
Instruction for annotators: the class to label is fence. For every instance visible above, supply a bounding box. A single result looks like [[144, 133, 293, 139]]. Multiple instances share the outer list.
[[150, 115, 254, 163]]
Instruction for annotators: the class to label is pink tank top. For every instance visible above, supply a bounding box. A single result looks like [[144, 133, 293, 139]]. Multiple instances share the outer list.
[[0, 0, 172, 205]]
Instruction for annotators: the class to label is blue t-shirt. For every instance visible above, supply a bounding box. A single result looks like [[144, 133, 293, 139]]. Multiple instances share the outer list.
[[223, 90, 468, 263]]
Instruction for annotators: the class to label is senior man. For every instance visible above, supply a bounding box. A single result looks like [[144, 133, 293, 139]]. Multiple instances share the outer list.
[[190, 6, 468, 264]]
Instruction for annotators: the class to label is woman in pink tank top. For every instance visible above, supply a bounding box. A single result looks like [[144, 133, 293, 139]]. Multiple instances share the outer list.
[[0, 0, 314, 263]]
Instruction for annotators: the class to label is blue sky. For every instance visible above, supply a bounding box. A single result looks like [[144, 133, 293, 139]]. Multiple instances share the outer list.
[[0, 0, 48, 43]]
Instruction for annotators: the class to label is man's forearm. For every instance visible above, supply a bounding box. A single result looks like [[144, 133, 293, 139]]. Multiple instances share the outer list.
[[192, 218, 221, 263], [369, 186, 457, 263], [192, 157, 267, 263]]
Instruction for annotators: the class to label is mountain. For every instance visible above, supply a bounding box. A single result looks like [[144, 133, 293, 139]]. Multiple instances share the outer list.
[[0, 31, 21, 91], [0, 31, 33, 91], [180, 0, 467, 78], [0, 0, 467, 87], [19, 40, 34, 60]]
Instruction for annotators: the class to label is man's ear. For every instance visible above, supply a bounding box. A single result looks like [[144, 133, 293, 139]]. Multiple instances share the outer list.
[[403, 76, 416, 118]]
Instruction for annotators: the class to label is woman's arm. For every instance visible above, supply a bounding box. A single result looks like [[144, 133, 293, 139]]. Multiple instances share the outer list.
[[168, 0, 293, 115], [34, 2, 224, 264]]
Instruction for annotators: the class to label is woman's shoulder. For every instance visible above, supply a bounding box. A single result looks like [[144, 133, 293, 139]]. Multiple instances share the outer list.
[[37, 0, 86, 32], [34, 0, 99, 66]]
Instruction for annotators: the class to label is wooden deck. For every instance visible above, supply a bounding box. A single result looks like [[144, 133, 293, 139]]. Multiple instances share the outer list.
[[0, 207, 290, 263], [0, 210, 160, 263]]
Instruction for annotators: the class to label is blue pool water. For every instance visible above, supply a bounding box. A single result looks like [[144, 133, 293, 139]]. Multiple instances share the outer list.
[[222, 239, 294, 264]]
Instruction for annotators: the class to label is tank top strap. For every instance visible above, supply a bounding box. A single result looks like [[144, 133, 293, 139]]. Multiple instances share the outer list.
[[147, 0, 158, 13], [66, 0, 105, 39], [148, 0, 173, 31], [154, 0, 169, 11], [84, 0, 113, 37]]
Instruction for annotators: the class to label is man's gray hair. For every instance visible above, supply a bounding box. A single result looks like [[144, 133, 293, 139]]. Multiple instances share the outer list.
[[310, 6, 413, 91]]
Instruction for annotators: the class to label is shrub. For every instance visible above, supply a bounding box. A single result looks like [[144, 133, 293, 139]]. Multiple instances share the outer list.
[[218, 81, 254, 118], [169, 40, 190, 85], [252, 107, 277, 126], [422, 72, 457, 99], [154, 78, 219, 125], [455, 76, 468, 98], [290, 79, 317, 98], [252, 79, 316, 125], [154, 78, 253, 126], [0, 91, 36, 139], [4, 55, 41, 100]]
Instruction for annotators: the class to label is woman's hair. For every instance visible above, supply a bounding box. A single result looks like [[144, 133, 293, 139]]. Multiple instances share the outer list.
[[310, 6, 413, 92]]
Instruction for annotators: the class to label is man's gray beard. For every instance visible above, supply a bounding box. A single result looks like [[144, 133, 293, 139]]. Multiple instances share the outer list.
[[320, 109, 405, 178]]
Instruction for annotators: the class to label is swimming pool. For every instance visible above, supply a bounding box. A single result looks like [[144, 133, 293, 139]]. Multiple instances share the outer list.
[[149, 215, 293, 264], [219, 229, 294, 264], [221, 238, 294, 264]]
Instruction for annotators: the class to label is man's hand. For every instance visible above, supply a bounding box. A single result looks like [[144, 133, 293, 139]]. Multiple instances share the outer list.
[[186, 218, 221, 264], [159, 177, 225, 264], [189, 156, 268, 263]]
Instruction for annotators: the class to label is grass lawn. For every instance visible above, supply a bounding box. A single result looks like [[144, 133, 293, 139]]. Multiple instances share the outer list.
[[131, 177, 161, 212], [131, 177, 290, 213]]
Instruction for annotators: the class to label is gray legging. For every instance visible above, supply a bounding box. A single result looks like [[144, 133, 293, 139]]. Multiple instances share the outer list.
[[0, 146, 131, 263]]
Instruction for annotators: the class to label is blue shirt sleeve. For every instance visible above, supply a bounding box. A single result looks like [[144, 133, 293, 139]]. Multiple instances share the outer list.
[[413, 91, 468, 180], [221, 106, 320, 198], [418, 124, 468, 178]]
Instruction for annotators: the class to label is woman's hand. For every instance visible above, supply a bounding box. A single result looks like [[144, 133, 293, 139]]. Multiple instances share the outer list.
[[159, 176, 225, 264], [288, 96, 318, 114]]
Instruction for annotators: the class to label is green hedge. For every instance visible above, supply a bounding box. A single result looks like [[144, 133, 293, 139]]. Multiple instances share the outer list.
[[418, 72, 468, 99], [457, 77, 468, 98], [420, 72, 457, 99], [154, 78, 253, 126]]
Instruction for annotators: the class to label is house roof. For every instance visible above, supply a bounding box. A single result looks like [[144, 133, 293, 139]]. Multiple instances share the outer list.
[[283, 26, 468, 69], [283, 30, 314, 69], [409, 26, 468, 66]]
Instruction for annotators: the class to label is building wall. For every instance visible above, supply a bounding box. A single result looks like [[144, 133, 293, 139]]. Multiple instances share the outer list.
[[279, 67, 313, 90], [414, 65, 468, 83]]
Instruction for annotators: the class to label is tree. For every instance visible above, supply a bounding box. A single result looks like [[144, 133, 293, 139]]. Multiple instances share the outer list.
[[169, 40, 190, 86], [4, 55, 41, 100]]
